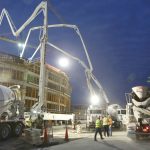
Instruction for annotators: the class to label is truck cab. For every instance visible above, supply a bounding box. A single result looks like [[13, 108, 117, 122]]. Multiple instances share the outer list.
[[86, 105, 106, 129]]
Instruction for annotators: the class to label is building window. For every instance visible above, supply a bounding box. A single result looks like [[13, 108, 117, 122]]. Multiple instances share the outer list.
[[47, 82, 60, 91], [12, 69, 23, 81], [0, 53, 71, 113], [26, 86, 38, 98]]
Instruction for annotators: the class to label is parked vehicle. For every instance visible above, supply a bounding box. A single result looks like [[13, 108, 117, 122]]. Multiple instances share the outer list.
[[0, 85, 24, 140], [107, 104, 126, 129], [125, 86, 150, 139], [86, 105, 106, 129], [86, 103, 126, 130], [0, 84, 75, 140]]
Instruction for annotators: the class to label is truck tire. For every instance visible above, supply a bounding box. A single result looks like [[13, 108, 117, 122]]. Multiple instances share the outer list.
[[1, 112, 9, 120], [0, 124, 11, 140], [13, 123, 23, 137]]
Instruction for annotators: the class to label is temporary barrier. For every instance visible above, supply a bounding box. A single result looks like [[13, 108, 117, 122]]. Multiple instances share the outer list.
[[76, 125, 82, 133], [24, 128, 42, 145]]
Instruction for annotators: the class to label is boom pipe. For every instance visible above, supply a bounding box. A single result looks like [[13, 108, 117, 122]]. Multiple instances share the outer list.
[[47, 41, 109, 104], [20, 24, 93, 72], [0, 1, 46, 37]]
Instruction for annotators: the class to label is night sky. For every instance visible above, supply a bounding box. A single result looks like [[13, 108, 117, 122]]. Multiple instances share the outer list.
[[0, 0, 150, 107]]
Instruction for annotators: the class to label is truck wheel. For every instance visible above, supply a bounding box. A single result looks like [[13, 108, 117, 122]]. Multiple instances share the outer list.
[[13, 123, 23, 137], [0, 124, 11, 140]]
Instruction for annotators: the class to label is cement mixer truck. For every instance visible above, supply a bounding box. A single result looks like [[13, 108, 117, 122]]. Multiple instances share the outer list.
[[125, 86, 150, 139], [86, 105, 106, 129], [107, 104, 126, 129], [0, 84, 75, 141], [0, 85, 24, 140], [86, 104, 126, 130]]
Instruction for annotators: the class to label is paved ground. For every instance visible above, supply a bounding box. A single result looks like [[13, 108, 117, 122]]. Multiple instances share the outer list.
[[37, 136, 150, 150], [0, 126, 90, 150], [0, 126, 149, 150]]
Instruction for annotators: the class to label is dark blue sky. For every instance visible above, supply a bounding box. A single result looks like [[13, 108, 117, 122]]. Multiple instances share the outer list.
[[0, 0, 150, 107]]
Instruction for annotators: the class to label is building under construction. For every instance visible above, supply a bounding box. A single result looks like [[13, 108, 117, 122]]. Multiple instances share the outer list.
[[0, 52, 72, 113]]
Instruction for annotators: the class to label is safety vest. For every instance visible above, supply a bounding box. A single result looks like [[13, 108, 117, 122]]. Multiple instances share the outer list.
[[108, 118, 113, 125], [95, 119, 102, 128], [103, 117, 109, 125]]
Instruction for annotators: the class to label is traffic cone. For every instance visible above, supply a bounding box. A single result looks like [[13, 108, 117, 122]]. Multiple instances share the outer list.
[[43, 127, 49, 144], [64, 127, 69, 141]]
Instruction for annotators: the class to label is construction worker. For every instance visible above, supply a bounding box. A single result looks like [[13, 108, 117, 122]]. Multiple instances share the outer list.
[[103, 115, 109, 137], [108, 115, 113, 136], [34, 114, 44, 129], [94, 116, 104, 141], [24, 115, 32, 128]]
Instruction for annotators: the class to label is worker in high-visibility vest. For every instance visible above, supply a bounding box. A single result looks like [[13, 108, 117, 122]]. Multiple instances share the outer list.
[[108, 115, 113, 136], [94, 116, 104, 141], [103, 115, 109, 137], [25, 116, 32, 128]]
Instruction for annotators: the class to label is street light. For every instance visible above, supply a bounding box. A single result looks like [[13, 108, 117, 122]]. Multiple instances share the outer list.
[[90, 94, 99, 105], [58, 57, 69, 68], [17, 43, 25, 48]]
